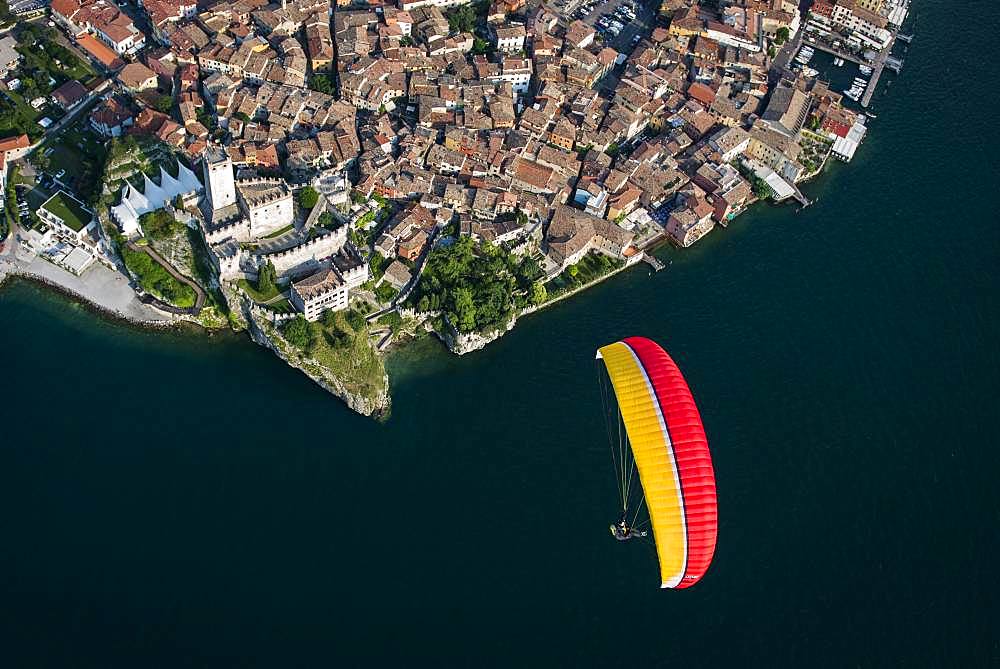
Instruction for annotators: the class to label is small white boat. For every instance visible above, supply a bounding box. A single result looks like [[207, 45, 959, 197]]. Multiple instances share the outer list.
[[801, 66, 819, 78], [833, 57, 844, 66], [859, 64, 873, 75]]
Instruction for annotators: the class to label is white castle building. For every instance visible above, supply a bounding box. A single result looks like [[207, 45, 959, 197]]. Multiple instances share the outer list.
[[110, 162, 203, 237], [236, 179, 294, 238]]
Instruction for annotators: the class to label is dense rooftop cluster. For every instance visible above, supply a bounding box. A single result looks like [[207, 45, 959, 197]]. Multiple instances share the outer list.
[[7, 0, 906, 333]]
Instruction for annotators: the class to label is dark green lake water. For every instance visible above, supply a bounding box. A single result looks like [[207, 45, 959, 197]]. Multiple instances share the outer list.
[[1, 2, 998, 665]]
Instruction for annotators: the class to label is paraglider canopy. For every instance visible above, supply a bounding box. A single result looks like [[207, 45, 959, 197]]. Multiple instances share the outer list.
[[596, 337, 717, 589]]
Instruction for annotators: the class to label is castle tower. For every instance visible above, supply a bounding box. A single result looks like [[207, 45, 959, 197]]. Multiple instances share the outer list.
[[202, 146, 236, 211]]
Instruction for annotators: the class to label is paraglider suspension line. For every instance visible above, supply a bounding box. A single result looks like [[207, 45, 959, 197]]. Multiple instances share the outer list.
[[597, 360, 648, 526], [597, 361, 626, 511]]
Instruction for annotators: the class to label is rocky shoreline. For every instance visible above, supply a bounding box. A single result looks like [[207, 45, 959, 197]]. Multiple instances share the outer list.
[[432, 258, 637, 356], [0, 268, 179, 331]]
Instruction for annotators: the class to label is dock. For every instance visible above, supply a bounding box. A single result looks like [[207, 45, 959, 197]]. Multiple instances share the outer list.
[[641, 253, 666, 272], [861, 33, 898, 108], [802, 38, 865, 66], [790, 185, 811, 208]]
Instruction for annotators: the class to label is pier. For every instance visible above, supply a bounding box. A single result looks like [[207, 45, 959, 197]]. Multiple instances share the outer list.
[[802, 38, 865, 66], [641, 253, 666, 272], [862, 33, 899, 108], [790, 186, 811, 208]]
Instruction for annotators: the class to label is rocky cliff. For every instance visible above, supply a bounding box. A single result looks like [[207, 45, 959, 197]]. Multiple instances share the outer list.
[[244, 305, 391, 419], [438, 314, 517, 355]]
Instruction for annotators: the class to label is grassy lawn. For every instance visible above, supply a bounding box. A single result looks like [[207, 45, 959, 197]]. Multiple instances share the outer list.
[[264, 298, 295, 314], [236, 278, 285, 303], [121, 244, 196, 308], [281, 308, 387, 401], [41, 191, 92, 231], [0, 26, 94, 140], [15, 25, 97, 87], [0, 91, 47, 141], [263, 223, 295, 239]]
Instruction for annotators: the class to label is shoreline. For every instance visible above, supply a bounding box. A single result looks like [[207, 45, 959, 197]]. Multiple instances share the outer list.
[[1, 148, 828, 415], [0, 266, 189, 333]]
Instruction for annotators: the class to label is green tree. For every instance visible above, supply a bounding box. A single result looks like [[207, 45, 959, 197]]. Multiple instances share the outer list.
[[568, 264, 580, 278], [775, 27, 790, 44], [453, 286, 477, 332], [139, 209, 181, 240], [173, 194, 185, 210], [346, 309, 366, 332], [752, 178, 773, 200], [257, 260, 276, 294], [33, 150, 50, 173], [530, 281, 547, 305], [154, 95, 173, 114], [282, 315, 314, 349], [298, 186, 319, 209], [317, 211, 335, 229], [446, 5, 477, 33], [310, 74, 333, 95], [472, 37, 490, 55], [605, 142, 620, 158]]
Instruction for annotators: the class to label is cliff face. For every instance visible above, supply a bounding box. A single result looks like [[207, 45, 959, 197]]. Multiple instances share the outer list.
[[439, 314, 517, 355], [244, 306, 390, 419]]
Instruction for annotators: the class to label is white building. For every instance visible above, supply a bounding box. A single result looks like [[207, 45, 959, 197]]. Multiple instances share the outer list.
[[203, 146, 237, 211], [494, 25, 526, 53], [830, 3, 891, 49], [289, 267, 348, 320], [288, 250, 368, 320], [500, 57, 532, 95], [37, 191, 97, 242], [236, 179, 294, 238], [709, 126, 751, 162], [110, 163, 203, 236]]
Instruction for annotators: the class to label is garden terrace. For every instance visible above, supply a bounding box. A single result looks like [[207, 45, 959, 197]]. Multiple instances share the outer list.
[[40, 191, 92, 232]]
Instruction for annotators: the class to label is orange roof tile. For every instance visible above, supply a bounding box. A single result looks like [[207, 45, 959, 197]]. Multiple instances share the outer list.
[[77, 33, 124, 70]]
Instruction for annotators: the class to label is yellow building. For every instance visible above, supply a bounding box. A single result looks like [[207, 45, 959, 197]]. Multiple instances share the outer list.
[[855, 0, 886, 12]]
